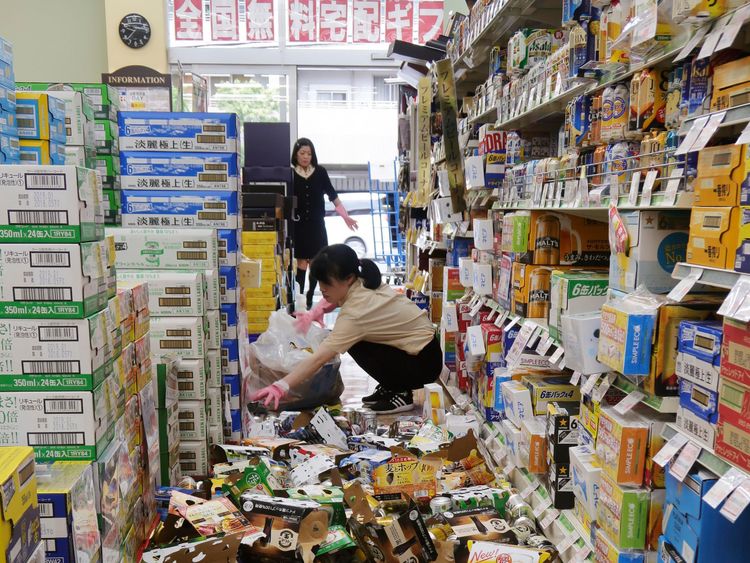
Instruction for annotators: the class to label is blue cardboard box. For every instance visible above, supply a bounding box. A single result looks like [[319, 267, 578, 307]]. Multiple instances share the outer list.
[[219, 265, 238, 304], [16, 93, 66, 142], [0, 133, 19, 163], [37, 462, 101, 563], [217, 228, 239, 266], [0, 108, 15, 136], [221, 338, 239, 376], [0, 85, 14, 114], [223, 373, 241, 410], [121, 189, 239, 229], [120, 151, 240, 190], [19, 139, 66, 165], [118, 111, 240, 153], [678, 378, 719, 423], [220, 302, 238, 340], [677, 320, 722, 365], [657, 535, 688, 563]]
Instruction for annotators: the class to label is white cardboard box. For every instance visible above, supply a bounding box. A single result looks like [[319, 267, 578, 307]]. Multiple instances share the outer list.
[[118, 270, 206, 316], [0, 165, 102, 243], [175, 358, 207, 401], [501, 380, 534, 427], [205, 309, 221, 349], [178, 439, 209, 475], [105, 227, 218, 270], [0, 311, 109, 391], [206, 386, 222, 427], [204, 269, 221, 310], [150, 317, 206, 359], [0, 242, 106, 319], [46, 91, 95, 147], [178, 400, 208, 442]]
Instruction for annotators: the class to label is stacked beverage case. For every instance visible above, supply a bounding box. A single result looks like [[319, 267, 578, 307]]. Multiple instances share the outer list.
[[114, 110, 245, 457]]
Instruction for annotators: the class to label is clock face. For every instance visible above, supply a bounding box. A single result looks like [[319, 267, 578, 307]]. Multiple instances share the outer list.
[[119, 13, 151, 49]]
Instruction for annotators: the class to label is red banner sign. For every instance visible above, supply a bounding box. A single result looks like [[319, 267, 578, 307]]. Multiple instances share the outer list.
[[418, 0, 444, 43], [288, 0, 316, 42], [352, 0, 381, 43], [173, 0, 204, 41], [211, 0, 240, 41], [246, 0, 275, 41], [385, 0, 413, 42], [319, 0, 348, 42]]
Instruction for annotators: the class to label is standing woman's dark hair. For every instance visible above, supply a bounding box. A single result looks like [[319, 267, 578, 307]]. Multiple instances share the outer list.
[[291, 138, 318, 167], [311, 244, 381, 290]]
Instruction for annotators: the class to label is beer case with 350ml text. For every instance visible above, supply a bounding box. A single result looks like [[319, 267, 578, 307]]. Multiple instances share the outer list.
[[503, 211, 610, 266], [106, 227, 219, 270], [0, 165, 103, 243], [0, 242, 107, 319]]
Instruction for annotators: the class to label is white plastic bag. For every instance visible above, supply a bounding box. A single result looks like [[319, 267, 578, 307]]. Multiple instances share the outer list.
[[242, 311, 343, 413]]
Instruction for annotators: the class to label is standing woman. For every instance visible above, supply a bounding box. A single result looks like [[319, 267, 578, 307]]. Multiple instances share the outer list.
[[292, 138, 358, 308]]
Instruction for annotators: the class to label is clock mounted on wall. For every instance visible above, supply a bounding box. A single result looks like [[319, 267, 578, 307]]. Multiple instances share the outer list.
[[119, 13, 151, 49]]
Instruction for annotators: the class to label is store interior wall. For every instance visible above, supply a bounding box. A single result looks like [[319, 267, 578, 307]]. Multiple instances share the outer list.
[[104, 0, 169, 73], [0, 0, 108, 82]]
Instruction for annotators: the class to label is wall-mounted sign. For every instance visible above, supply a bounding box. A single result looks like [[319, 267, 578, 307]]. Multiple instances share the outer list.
[[103, 65, 173, 112]]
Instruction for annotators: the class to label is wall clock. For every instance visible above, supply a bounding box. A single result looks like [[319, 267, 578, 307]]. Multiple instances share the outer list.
[[119, 13, 151, 49]]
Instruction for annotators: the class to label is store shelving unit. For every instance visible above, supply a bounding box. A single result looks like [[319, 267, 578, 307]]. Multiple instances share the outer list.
[[661, 423, 735, 477], [672, 262, 748, 290]]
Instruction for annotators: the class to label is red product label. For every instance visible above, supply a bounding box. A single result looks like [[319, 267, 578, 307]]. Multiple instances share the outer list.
[[715, 421, 750, 473], [721, 319, 750, 387]]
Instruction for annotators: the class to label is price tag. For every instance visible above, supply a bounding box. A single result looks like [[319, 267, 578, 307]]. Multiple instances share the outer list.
[[444, 304, 459, 332], [717, 4, 750, 50], [675, 116, 710, 156], [570, 371, 582, 385], [609, 174, 620, 200], [467, 325, 486, 356], [641, 169, 658, 206], [698, 14, 732, 59], [667, 267, 703, 302], [537, 337, 554, 355], [705, 469, 747, 509], [653, 432, 689, 467], [690, 113, 726, 152], [527, 326, 543, 349], [737, 122, 750, 145], [720, 481, 750, 523], [486, 305, 498, 321], [718, 278, 750, 322], [614, 390, 645, 415], [494, 310, 510, 327], [557, 534, 578, 553], [661, 167, 683, 206], [628, 170, 642, 206], [549, 346, 565, 365], [581, 372, 602, 395], [669, 441, 702, 482], [592, 373, 617, 402], [470, 296, 485, 317], [565, 179, 579, 205], [554, 72, 564, 97], [539, 508, 560, 529], [675, 25, 708, 61], [506, 322, 536, 367], [521, 480, 538, 499]]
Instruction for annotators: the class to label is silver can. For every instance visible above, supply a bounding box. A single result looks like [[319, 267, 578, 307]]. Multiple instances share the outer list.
[[429, 496, 453, 515], [511, 516, 537, 543], [341, 407, 358, 427], [359, 408, 378, 434]]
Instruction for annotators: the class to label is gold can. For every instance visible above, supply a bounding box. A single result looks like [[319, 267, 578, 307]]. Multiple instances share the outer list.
[[533, 215, 561, 265], [527, 268, 552, 319]]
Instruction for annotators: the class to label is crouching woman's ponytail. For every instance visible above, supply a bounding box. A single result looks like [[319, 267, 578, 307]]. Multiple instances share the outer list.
[[310, 244, 382, 290]]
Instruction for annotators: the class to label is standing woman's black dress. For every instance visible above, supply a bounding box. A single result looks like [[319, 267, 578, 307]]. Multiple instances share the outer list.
[[293, 166, 339, 259]]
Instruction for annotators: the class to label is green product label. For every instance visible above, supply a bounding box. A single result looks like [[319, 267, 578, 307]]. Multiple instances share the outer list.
[[0, 225, 82, 242], [511, 216, 530, 253], [1, 301, 84, 319], [317, 526, 356, 555], [0, 373, 97, 391], [33, 445, 97, 462]]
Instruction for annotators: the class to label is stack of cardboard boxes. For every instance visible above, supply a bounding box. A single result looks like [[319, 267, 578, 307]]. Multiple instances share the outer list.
[[16, 91, 66, 164], [107, 227, 223, 479], [20, 83, 122, 225], [117, 111, 244, 445]]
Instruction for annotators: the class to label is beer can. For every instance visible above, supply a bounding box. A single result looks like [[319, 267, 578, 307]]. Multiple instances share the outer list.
[[526, 533, 557, 554], [430, 496, 454, 515], [511, 515, 538, 543], [533, 216, 561, 265], [359, 408, 377, 434], [341, 407, 358, 427], [506, 494, 535, 521], [527, 267, 552, 318]]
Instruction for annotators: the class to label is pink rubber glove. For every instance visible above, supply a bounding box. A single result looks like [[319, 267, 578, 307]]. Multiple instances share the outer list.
[[294, 298, 337, 333], [335, 203, 358, 231], [249, 380, 289, 410]]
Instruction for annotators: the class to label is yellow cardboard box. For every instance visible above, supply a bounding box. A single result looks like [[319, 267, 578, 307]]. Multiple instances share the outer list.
[[239, 259, 262, 289], [0, 447, 40, 563], [512, 263, 563, 319], [711, 55, 750, 112], [247, 321, 270, 334], [241, 231, 278, 245], [687, 206, 742, 269], [695, 144, 746, 206], [242, 244, 276, 259], [245, 296, 277, 311], [244, 285, 277, 298]]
